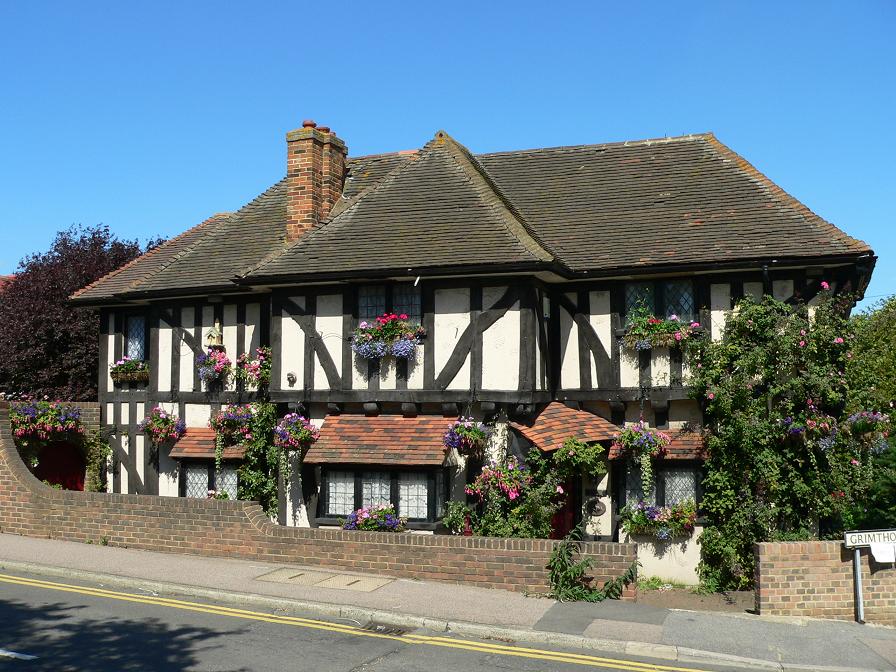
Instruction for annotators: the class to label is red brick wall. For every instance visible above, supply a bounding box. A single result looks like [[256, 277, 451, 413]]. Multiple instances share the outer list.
[[0, 403, 636, 597], [755, 541, 896, 626]]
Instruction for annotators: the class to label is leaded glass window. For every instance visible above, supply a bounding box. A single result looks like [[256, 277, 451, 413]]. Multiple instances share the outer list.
[[361, 471, 390, 508], [125, 315, 146, 360], [434, 470, 446, 518], [662, 466, 697, 506], [398, 472, 428, 519], [392, 283, 421, 323], [219, 465, 239, 501], [625, 283, 654, 325], [663, 280, 696, 323], [358, 285, 386, 322], [185, 464, 209, 499], [624, 461, 656, 506], [326, 471, 355, 516]]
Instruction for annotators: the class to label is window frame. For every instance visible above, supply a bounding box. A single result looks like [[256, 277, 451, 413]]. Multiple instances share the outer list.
[[622, 279, 697, 324], [356, 282, 422, 325], [178, 459, 240, 500], [614, 459, 704, 511], [316, 466, 448, 528], [123, 311, 149, 361]]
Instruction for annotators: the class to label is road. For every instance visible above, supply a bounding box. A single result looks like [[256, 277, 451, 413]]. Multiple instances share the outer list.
[[0, 571, 753, 672]]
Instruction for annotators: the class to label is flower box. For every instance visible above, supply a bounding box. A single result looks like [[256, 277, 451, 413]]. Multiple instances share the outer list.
[[620, 500, 696, 541], [619, 303, 702, 351], [110, 357, 149, 384], [351, 313, 425, 361], [341, 503, 406, 532]]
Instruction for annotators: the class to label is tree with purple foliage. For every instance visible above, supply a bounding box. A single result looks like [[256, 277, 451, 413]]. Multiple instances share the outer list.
[[0, 225, 161, 400]]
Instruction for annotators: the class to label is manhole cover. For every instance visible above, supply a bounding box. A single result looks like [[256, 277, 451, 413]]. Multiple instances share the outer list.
[[315, 574, 393, 592], [361, 622, 407, 636], [256, 568, 336, 585]]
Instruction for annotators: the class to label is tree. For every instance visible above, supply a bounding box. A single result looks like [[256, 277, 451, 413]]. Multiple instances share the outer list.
[[687, 291, 883, 591], [0, 225, 159, 400], [847, 296, 896, 529]]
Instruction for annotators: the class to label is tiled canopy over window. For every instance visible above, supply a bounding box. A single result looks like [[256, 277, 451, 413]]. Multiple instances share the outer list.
[[125, 315, 146, 360]]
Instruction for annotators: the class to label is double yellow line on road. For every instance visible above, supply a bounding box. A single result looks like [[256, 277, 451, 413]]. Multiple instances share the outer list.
[[0, 573, 709, 672]]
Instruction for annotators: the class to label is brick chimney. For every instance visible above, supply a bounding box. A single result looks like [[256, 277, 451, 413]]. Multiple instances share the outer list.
[[285, 120, 348, 243]]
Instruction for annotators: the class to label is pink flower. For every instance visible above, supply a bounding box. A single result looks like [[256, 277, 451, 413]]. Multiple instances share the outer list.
[[851, 459, 859, 466], [690, 321, 700, 328], [834, 337, 844, 344], [669, 314, 679, 321], [399, 313, 408, 320], [707, 392, 715, 400], [799, 341, 806, 347], [674, 332, 683, 341], [800, 330, 806, 336], [556, 485, 564, 494], [820, 281, 830, 290]]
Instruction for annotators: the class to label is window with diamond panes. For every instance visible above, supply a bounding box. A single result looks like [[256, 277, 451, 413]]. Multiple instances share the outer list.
[[185, 464, 209, 499], [326, 471, 355, 516], [625, 283, 655, 325], [434, 470, 446, 518], [218, 465, 238, 501], [624, 461, 656, 506], [125, 315, 146, 360], [662, 280, 696, 323], [358, 285, 386, 322], [392, 283, 421, 323], [662, 466, 697, 506], [398, 472, 428, 519], [361, 471, 390, 508]]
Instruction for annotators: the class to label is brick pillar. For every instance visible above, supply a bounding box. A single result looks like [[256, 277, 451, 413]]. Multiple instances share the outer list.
[[285, 120, 347, 243]]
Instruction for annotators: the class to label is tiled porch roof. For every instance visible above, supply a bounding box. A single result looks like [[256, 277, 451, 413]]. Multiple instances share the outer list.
[[303, 414, 448, 466], [607, 429, 707, 460], [168, 428, 246, 460], [510, 402, 618, 452]]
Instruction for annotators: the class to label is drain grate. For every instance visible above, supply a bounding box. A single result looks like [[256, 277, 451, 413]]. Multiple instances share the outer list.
[[361, 622, 408, 636]]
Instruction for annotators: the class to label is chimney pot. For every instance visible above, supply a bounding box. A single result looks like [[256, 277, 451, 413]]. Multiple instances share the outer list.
[[302, 119, 317, 128], [317, 126, 330, 134]]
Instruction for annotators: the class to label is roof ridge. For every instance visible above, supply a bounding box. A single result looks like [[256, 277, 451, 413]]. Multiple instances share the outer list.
[[347, 149, 419, 162], [476, 132, 713, 158], [69, 212, 231, 301], [703, 134, 871, 255], [434, 130, 556, 264]]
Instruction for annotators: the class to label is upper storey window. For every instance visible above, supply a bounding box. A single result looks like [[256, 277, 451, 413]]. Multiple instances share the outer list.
[[625, 280, 695, 324], [357, 283, 421, 323], [124, 314, 147, 360]]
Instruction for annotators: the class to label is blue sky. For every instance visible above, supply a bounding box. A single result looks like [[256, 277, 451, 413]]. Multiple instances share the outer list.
[[0, 2, 892, 308]]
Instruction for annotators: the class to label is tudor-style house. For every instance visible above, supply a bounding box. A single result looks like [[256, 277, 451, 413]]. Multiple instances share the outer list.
[[72, 120, 874, 580]]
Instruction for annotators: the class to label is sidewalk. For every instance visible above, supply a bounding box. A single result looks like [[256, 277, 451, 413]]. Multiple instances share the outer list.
[[1, 533, 894, 672]]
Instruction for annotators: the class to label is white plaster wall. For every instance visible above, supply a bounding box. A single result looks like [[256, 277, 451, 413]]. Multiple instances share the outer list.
[[223, 304, 238, 392], [434, 288, 470, 390], [651, 347, 670, 387], [625, 401, 654, 426], [286, 403, 328, 528], [200, 306, 215, 392], [407, 348, 425, 389], [773, 279, 794, 302], [315, 294, 343, 390], [669, 399, 702, 429], [619, 348, 639, 388], [559, 293, 579, 389], [157, 317, 172, 392], [744, 281, 764, 301], [179, 307, 195, 392], [583, 471, 613, 539], [623, 527, 703, 585], [710, 283, 731, 342], [184, 404, 211, 428], [589, 290, 612, 388], [134, 402, 145, 489], [105, 401, 115, 494], [119, 403, 130, 494], [379, 358, 397, 390], [482, 286, 520, 390], [158, 450, 179, 497], [246, 302, 261, 352], [104, 314, 115, 390], [280, 297, 305, 390]]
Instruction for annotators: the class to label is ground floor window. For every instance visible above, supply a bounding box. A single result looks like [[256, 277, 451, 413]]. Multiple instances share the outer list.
[[621, 461, 700, 508], [318, 468, 446, 523], [181, 461, 239, 500]]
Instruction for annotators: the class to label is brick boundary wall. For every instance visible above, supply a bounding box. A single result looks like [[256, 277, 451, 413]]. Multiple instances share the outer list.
[[755, 541, 895, 626], [0, 403, 637, 597], [76, 401, 101, 435]]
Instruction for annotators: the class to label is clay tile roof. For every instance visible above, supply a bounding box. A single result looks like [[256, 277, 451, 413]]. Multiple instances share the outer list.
[[510, 402, 618, 452], [607, 429, 707, 460], [168, 427, 246, 460], [304, 414, 449, 466]]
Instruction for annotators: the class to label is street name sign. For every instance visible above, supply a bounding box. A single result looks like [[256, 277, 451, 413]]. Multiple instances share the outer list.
[[844, 529, 896, 548]]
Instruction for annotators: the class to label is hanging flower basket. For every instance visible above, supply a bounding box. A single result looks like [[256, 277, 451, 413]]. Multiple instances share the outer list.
[[351, 313, 426, 361], [621, 302, 701, 351], [620, 500, 697, 540], [209, 404, 254, 446], [235, 346, 272, 388], [10, 401, 84, 445], [273, 413, 320, 451], [443, 417, 490, 458], [138, 406, 186, 446], [197, 349, 232, 386], [612, 420, 671, 492], [110, 357, 150, 384]]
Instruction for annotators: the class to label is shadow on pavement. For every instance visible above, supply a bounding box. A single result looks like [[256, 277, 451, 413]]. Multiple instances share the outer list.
[[0, 598, 248, 671]]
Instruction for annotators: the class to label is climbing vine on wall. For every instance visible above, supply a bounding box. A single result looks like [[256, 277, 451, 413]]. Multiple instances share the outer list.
[[234, 402, 280, 518]]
